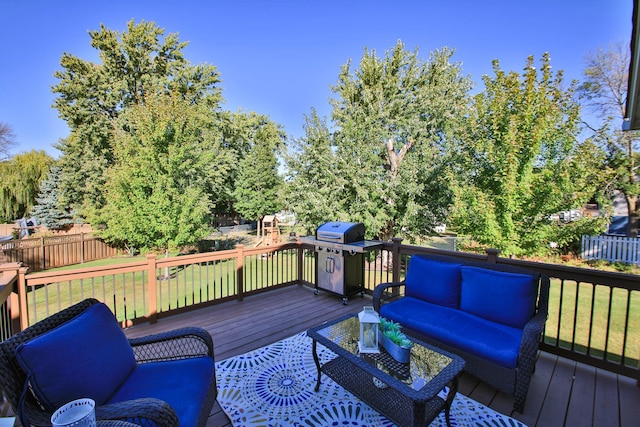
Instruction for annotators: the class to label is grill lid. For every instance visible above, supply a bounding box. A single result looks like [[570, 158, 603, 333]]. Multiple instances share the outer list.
[[316, 221, 365, 243]]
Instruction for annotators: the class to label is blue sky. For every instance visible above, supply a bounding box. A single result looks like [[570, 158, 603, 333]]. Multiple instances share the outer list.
[[0, 0, 632, 158]]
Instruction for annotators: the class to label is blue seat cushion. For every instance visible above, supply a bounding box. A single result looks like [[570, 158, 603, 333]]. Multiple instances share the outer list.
[[460, 266, 537, 328], [405, 256, 462, 308], [108, 357, 215, 427], [14, 303, 136, 411], [380, 297, 523, 368]]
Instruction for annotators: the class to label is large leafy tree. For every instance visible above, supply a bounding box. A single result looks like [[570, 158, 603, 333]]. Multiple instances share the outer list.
[[52, 19, 222, 216], [214, 111, 275, 214], [97, 88, 232, 254], [579, 41, 640, 236], [232, 114, 285, 232], [284, 109, 343, 235], [0, 150, 53, 222], [328, 41, 472, 241], [451, 53, 606, 256]]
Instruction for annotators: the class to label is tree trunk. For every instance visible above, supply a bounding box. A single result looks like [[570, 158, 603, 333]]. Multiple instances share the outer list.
[[627, 195, 640, 237]]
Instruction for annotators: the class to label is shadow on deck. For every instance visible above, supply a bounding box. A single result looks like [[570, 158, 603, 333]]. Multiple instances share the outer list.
[[123, 285, 640, 427]]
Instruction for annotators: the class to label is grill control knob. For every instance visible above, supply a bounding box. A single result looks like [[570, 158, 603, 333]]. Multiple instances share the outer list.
[[326, 247, 331, 252]]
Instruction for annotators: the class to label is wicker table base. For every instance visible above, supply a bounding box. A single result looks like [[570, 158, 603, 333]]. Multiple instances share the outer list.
[[308, 314, 464, 427]]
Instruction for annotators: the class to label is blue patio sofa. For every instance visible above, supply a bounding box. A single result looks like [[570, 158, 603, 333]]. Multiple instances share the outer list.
[[373, 253, 550, 412]]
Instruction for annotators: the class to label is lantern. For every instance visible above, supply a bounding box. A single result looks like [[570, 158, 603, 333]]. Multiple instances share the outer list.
[[358, 306, 380, 353]]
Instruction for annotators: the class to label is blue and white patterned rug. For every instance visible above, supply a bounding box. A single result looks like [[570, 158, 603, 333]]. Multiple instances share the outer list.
[[216, 332, 526, 426]]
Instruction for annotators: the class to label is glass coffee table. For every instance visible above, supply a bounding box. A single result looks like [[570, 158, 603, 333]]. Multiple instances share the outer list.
[[307, 314, 465, 427]]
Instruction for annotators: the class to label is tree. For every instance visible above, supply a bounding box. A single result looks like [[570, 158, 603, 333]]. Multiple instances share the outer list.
[[232, 114, 285, 233], [0, 122, 16, 161], [451, 53, 605, 256], [328, 41, 472, 241], [283, 109, 343, 234], [30, 166, 76, 230], [52, 19, 222, 216], [0, 150, 53, 222], [97, 88, 232, 254], [579, 41, 640, 236]]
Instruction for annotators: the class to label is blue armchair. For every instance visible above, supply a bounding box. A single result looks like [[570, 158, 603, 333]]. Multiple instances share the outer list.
[[0, 299, 217, 427]]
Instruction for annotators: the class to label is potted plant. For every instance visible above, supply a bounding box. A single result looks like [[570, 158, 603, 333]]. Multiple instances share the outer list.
[[379, 317, 412, 363]]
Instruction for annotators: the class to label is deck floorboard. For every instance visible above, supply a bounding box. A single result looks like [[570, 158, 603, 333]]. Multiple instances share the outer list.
[[122, 284, 638, 427]]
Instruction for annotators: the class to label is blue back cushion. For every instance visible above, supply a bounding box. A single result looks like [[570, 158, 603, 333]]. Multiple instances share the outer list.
[[15, 303, 136, 411], [405, 256, 462, 308], [460, 266, 538, 328]]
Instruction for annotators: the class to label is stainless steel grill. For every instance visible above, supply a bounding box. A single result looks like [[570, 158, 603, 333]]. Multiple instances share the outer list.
[[303, 221, 381, 304]]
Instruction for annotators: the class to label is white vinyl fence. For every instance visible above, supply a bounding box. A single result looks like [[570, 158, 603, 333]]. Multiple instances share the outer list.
[[581, 234, 640, 265]]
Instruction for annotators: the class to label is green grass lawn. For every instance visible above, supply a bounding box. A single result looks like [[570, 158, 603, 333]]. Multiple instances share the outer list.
[[544, 278, 640, 366]]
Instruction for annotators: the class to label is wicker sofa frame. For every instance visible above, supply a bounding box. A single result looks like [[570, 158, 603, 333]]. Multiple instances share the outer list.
[[373, 253, 550, 413], [0, 298, 218, 427]]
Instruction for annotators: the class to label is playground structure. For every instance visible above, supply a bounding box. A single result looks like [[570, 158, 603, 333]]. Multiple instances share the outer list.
[[259, 215, 281, 246]]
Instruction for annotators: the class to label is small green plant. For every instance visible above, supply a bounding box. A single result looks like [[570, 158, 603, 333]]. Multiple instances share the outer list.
[[379, 317, 412, 348]]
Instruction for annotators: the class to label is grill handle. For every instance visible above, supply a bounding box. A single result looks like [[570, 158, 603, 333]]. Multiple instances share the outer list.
[[325, 257, 335, 273], [317, 233, 343, 241]]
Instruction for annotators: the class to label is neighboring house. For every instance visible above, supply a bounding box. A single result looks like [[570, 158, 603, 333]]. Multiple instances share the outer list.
[[606, 191, 629, 236]]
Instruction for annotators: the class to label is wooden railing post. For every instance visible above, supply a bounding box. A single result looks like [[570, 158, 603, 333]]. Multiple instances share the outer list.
[[236, 244, 245, 301], [391, 237, 403, 284], [17, 266, 29, 331], [80, 232, 85, 264], [0, 262, 21, 334], [486, 248, 500, 263], [297, 239, 304, 286], [146, 254, 158, 324]]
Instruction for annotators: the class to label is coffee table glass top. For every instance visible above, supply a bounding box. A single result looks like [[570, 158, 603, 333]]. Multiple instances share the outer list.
[[313, 315, 453, 391]]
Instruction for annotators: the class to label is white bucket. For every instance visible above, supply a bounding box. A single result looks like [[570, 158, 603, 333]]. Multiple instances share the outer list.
[[50, 398, 96, 427]]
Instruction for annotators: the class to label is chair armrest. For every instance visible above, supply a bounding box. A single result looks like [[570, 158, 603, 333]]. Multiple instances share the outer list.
[[518, 309, 548, 365], [96, 397, 179, 427], [373, 281, 405, 312], [129, 327, 214, 363]]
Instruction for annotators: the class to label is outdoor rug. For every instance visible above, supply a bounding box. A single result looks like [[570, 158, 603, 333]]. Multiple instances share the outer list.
[[215, 332, 527, 427]]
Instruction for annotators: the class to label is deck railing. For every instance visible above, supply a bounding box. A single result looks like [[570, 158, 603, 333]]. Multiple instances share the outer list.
[[1, 238, 638, 382], [0, 262, 20, 341]]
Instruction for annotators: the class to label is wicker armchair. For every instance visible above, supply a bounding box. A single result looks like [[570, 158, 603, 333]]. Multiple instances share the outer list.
[[373, 254, 550, 413], [0, 298, 217, 427]]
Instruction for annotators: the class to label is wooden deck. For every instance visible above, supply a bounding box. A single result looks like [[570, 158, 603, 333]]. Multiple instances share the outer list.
[[123, 284, 640, 427]]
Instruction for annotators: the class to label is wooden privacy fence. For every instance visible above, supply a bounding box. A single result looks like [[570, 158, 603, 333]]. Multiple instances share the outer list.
[[0, 233, 119, 272], [581, 234, 640, 265]]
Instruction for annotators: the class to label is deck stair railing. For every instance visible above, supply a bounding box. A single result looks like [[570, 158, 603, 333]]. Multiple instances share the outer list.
[[0, 238, 638, 384]]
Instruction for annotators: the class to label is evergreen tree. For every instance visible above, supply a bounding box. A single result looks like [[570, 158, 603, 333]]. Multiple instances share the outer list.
[[30, 166, 75, 230]]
